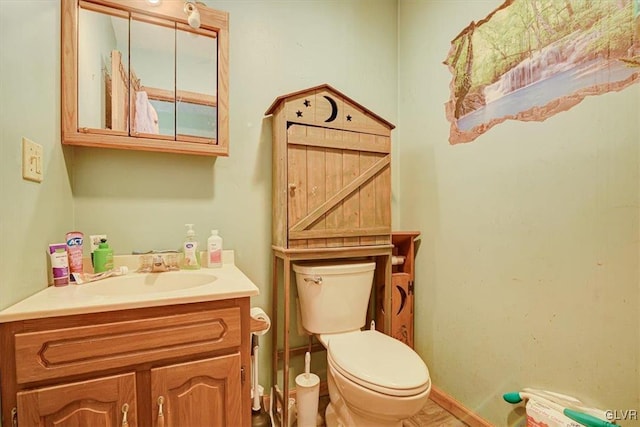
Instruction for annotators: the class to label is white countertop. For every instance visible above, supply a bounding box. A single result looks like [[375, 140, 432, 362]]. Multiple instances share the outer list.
[[0, 251, 259, 323]]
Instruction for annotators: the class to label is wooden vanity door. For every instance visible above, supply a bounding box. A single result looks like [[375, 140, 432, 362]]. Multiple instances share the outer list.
[[286, 123, 391, 249], [17, 372, 137, 427], [150, 354, 242, 427]]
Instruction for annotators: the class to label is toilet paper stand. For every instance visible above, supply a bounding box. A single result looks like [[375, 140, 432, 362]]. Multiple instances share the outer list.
[[250, 308, 271, 427], [250, 312, 270, 336], [387, 231, 421, 349], [270, 245, 394, 427]]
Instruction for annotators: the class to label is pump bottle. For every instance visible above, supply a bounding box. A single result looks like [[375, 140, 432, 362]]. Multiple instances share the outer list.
[[93, 238, 114, 273], [182, 224, 200, 270]]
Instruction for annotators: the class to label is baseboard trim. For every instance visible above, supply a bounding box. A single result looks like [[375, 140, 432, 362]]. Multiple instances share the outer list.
[[430, 385, 492, 427]]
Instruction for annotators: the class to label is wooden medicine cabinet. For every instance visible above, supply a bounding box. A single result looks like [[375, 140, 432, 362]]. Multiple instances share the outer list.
[[61, 0, 229, 156]]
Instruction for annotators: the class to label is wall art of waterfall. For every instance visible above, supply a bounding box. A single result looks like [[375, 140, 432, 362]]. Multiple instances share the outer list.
[[444, 0, 640, 144]]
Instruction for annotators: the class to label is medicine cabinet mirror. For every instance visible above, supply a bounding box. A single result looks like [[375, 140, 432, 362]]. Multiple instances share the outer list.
[[62, 0, 229, 156]]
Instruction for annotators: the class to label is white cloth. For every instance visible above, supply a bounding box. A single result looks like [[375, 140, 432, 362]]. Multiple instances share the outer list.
[[134, 91, 159, 134]]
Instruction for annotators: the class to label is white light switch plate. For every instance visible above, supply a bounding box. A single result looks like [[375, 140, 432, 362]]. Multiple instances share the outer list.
[[22, 137, 43, 183]]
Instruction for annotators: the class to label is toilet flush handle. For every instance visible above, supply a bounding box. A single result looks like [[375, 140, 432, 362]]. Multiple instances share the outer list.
[[304, 276, 323, 285]]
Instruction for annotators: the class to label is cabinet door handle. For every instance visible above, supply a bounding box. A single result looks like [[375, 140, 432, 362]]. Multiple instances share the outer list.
[[157, 396, 165, 427], [121, 403, 130, 427], [288, 183, 297, 194]]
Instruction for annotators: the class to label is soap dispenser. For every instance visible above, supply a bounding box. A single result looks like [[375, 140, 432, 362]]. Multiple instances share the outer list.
[[93, 238, 114, 273], [182, 224, 200, 270]]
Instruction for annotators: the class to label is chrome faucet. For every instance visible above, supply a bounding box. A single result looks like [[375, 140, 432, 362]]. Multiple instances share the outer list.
[[136, 251, 179, 273], [152, 254, 169, 272]]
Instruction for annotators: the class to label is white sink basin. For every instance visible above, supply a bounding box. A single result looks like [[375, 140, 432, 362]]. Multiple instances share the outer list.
[[81, 272, 216, 296]]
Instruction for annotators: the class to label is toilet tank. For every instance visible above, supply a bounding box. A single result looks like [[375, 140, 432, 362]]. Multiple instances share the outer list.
[[293, 261, 375, 334]]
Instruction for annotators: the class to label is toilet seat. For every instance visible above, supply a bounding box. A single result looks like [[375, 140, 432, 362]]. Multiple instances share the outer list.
[[323, 330, 430, 397]]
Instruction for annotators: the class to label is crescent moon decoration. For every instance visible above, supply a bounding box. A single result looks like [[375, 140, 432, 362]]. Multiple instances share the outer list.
[[323, 95, 338, 122], [396, 285, 407, 315]]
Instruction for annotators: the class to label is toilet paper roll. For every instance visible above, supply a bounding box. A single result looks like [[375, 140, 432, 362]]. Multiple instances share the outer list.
[[250, 307, 271, 336]]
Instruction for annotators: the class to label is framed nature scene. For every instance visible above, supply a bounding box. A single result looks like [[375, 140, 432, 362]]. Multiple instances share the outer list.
[[444, 0, 640, 144]]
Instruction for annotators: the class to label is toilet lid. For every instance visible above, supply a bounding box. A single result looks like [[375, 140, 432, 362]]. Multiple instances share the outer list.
[[327, 330, 429, 393]]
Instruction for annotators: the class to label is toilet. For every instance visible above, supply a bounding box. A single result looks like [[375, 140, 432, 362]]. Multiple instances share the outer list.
[[293, 261, 431, 427]]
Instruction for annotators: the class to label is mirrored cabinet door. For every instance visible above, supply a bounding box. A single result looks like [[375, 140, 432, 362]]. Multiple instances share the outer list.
[[130, 15, 175, 139], [78, 7, 129, 134], [62, 0, 229, 156], [176, 27, 218, 143]]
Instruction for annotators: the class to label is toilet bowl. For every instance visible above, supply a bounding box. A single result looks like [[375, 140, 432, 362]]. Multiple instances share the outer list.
[[322, 330, 430, 426], [293, 261, 431, 427]]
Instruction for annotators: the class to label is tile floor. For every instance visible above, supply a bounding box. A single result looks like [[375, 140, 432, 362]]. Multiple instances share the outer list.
[[312, 395, 468, 427], [404, 399, 469, 427]]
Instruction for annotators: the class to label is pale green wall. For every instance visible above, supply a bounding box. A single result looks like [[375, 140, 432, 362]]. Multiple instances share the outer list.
[[398, 0, 640, 425], [3, 0, 639, 423], [0, 0, 398, 393], [0, 1, 74, 309], [69, 0, 399, 393]]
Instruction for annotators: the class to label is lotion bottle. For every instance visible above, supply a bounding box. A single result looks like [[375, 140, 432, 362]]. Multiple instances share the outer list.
[[93, 238, 114, 273], [207, 230, 223, 268], [182, 224, 200, 270]]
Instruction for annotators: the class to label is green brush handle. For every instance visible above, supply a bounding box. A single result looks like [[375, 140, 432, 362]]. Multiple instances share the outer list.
[[503, 392, 523, 404], [564, 409, 616, 427]]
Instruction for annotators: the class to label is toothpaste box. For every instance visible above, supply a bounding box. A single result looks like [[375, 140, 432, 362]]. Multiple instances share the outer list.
[[526, 399, 582, 427]]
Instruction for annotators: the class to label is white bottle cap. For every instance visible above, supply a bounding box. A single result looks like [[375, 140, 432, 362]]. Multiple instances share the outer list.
[[211, 230, 218, 235], [185, 224, 195, 237]]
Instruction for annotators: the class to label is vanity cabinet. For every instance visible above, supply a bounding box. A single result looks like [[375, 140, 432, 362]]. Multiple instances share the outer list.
[[17, 373, 137, 426], [151, 355, 242, 427], [0, 299, 251, 427]]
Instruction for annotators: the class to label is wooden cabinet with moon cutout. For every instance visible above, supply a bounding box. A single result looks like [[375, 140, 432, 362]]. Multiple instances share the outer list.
[[265, 85, 395, 426], [265, 84, 394, 249]]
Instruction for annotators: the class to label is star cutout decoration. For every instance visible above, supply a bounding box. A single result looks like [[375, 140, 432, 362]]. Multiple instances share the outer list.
[[296, 110, 303, 117], [303, 99, 311, 107], [346, 115, 352, 121]]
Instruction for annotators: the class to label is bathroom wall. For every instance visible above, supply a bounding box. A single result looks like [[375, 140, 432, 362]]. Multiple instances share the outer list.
[[5, 1, 636, 423], [68, 0, 400, 390], [0, 0, 397, 395], [397, 0, 640, 425], [0, 1, 75, 309]]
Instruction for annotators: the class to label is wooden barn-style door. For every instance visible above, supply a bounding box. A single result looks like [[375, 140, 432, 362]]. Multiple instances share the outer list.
[[286, 123, 391, 249], [267, 84, 395, 249]]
